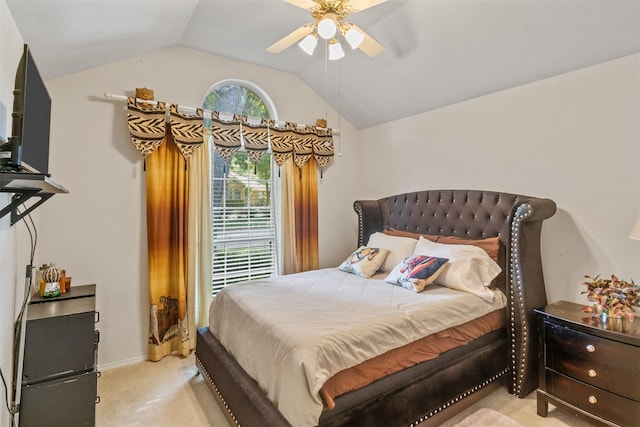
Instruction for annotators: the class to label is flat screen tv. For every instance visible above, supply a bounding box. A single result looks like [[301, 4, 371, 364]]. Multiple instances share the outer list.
[[0, 44, 51, 174]]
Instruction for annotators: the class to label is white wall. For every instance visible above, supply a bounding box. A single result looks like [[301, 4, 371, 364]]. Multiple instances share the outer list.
[[6, 0, 640, 371], [358, 54, 640, 305], [1, 2, 33, 426], [39, 46, 361, 367]]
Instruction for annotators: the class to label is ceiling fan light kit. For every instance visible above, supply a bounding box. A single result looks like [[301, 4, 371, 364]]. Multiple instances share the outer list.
[[344, 27, 365, 49], [269, 0, 386, 59], [298, 34, 319, 55], [328, 38, 345, 60], [318, 14, 338, 39]]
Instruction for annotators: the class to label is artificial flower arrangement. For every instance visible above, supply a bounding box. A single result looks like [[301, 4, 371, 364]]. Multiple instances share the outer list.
[[582, 274, 640, 321]]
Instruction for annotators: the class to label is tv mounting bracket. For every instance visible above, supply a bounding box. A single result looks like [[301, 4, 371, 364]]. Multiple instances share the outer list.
[[0, 172, 67, 226]]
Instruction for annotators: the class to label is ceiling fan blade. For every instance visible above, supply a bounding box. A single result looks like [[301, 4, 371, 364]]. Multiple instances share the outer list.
[[358, 33, 384, 57], [267, 25, 314, 53], [348, 23, 384, 57], [282, 0, 318, 10], [348, 0, 387, 13]]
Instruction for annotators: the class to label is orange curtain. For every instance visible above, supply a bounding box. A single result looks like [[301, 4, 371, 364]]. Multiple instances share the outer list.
[[293, 157, 319, 272], [281, 160, 297, 275], [146, 125, 190, 361]]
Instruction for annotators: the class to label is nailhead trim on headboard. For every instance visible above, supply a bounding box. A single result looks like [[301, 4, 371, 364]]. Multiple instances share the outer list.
[[509, 203, 533, 396], [354, 202, 364, 248]]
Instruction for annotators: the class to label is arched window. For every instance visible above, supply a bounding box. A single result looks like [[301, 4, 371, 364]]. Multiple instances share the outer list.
[[203, 80, 278, 295]]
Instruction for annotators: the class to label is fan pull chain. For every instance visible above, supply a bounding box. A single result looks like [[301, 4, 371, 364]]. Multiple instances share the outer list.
[[337, 60, 342, 157]]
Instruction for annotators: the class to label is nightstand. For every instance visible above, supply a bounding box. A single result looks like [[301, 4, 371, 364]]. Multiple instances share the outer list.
[[535, 301, 640, 427], [19, 284, 99, 427]]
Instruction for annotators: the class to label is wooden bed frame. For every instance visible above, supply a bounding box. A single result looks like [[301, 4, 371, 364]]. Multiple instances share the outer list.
[[195, 189, 557, 426]]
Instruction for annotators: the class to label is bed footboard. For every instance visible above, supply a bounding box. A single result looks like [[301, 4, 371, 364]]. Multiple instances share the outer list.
[[195, 327, 291, 427], [319, 331, 509, 427], [197, 327, 508, 427]]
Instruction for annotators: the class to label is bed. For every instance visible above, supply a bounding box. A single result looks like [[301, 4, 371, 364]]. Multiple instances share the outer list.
[[195, 189, 557, 427]]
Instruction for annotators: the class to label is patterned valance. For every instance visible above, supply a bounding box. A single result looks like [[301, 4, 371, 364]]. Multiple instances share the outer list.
[[126, 97, 334, 173], [127, 98, 205, 161], [313, 127, 334, 169], [169, 104, 204, 159], [210, 111, 242, 162], [208, 114, 334, 172], [268, 121, 294, 168], [127, 97, 166, 157], [238, 116, 270, 164]]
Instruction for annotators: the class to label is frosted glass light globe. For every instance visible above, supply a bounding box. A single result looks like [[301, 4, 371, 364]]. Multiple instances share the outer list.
[[298, 34, 318, 55], [318, 17, 337, 39], [345, 28, 365, 49], [328, 40, 345, 60]]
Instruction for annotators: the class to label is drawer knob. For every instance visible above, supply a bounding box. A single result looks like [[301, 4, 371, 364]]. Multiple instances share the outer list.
[[588, 369, 597, 378], [588, 395, 598, 404], [586, 344, 596, 353]]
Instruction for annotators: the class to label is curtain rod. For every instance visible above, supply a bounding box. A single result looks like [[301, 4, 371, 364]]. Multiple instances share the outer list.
[[103, 92, 339, 135]]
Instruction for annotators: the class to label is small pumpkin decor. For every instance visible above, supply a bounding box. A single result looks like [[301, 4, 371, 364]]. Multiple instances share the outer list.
[[582, 274, 640, 321]]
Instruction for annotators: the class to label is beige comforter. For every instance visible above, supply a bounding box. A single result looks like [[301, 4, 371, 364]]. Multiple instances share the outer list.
[[208, 268, 507, 427]]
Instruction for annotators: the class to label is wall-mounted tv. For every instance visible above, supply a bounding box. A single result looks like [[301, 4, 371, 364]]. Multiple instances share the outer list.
[[0, 44, 51, 175]]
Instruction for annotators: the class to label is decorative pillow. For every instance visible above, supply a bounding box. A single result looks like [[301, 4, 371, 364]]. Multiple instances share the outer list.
[[384, 255, 449, 293], [338, 246, 390, 278], [412, 237, 501, 302], [385, 228, 500, 262], [366, 232, 418, 273]]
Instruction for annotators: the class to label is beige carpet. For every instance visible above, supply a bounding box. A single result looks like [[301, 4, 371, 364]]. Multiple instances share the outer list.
[[96, 354, 594, 427], [453, 408, 523, 427]]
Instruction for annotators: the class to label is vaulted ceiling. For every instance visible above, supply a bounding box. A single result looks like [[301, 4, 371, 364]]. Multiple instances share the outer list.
[[7, 0, 640, 129]]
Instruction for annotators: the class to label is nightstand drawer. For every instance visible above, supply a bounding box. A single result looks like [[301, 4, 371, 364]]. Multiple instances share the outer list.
[[545, 321, 640, 400], [545, 321, 640, 364], [547, 370, 640, 426], [545, 322, 640, 400]]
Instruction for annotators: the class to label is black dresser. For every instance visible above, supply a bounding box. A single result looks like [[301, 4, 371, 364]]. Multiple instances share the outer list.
[[536, 300, 640, 427], [19, 284, 99, 427]]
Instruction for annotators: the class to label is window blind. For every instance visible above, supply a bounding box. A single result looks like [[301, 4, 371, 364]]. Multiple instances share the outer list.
[[211, 175, 277, 296]]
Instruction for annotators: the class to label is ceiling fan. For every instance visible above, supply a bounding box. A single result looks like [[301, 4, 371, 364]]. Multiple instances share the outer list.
[[267, 0, 386, 60]]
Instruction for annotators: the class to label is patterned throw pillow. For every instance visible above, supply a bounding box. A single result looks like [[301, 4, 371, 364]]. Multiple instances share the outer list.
[[384, 255, 449, 292], [338, 246, 391, 278], [412, 237, 501, 301]]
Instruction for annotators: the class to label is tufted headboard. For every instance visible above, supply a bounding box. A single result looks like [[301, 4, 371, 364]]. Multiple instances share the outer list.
[[353, 189, 556, 398]]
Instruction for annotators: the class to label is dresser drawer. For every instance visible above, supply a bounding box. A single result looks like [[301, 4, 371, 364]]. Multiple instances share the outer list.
[[545, 321, 640, 400], [547, 370, 640, 426]]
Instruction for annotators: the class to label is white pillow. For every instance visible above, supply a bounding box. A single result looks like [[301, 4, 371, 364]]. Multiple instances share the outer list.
[[412, 236, 501, 302], [366, 232, 418, 273]]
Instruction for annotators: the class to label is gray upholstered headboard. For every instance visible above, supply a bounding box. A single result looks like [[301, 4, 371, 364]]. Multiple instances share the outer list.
[[353, 189, 556, 398]]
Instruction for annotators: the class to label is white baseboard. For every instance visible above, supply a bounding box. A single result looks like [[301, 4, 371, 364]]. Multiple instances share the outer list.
[[98, 355, 146, 372]]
